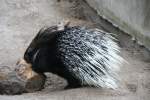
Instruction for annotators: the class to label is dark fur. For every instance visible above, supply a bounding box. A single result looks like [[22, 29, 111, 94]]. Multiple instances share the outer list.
[[24, 26, 82, 88]]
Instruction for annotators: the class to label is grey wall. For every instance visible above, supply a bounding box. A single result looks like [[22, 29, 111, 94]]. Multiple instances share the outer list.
[[86, 0, 150, 50]]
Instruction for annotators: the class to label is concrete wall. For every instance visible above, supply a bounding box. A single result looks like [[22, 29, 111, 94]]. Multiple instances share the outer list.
[[86, 0, 150, 50]]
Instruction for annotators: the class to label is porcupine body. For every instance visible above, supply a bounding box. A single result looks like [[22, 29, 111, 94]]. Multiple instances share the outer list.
[[24, 25, 123, 89]]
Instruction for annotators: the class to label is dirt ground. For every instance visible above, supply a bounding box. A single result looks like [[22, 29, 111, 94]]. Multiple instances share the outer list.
[[0, 0, 150, 100]]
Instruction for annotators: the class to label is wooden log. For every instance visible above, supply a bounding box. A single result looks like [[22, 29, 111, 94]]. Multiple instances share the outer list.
[[0, 59, 46, 95]]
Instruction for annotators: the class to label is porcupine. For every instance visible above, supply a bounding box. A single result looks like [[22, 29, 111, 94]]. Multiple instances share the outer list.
[[23, 22, 124, 89]]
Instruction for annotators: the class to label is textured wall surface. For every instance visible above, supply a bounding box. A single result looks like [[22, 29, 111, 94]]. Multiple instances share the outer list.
[[86, 0, 150, 50]]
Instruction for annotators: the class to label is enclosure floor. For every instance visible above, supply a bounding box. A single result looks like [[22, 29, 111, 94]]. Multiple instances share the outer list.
[[0, 0, 150, 100]]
